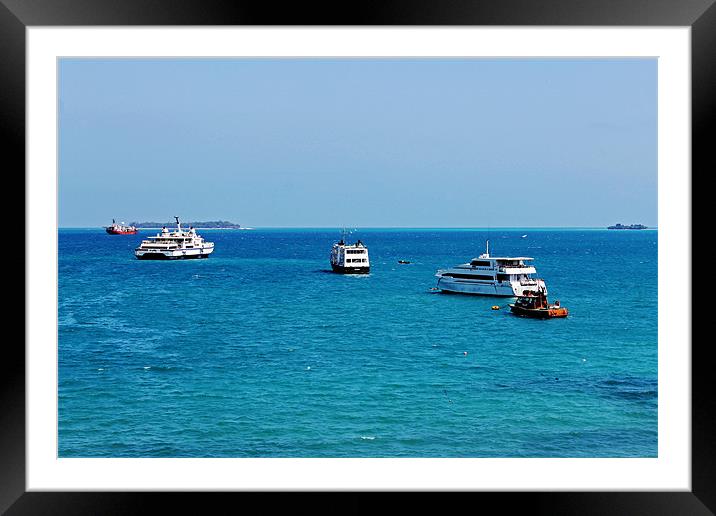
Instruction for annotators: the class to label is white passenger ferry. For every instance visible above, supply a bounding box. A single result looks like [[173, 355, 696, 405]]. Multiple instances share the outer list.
[[330, 233, 370, 274], [435, 241, 546, 296], [134, 217, 214, 260]]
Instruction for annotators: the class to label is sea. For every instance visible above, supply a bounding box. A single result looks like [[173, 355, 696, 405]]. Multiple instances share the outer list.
[[58, 228, 657, 458]]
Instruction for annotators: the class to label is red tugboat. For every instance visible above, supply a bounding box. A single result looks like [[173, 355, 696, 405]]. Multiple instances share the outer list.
[[509, 286, 568, 319], [105, 219, 138, 235]]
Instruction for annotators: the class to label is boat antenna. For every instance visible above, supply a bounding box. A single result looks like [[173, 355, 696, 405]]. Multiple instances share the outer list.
[[174, 216, 181, 231], [485, 221, 490, 257]]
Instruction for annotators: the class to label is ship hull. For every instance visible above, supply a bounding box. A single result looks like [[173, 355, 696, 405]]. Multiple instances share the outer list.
[[135, 248, 213, 260], [509, 305, 568, 318], [439, 288, 515, 297], [135, 253, 209, 260], [435, 276, 546, 297], [331, 264, 370, 274], [106, 228, 138, 235], [436, 278, 516, 296]]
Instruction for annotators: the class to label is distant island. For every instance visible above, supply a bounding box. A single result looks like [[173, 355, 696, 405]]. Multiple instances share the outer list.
[[607, 223, 648, 230], [130, 220, 243, 229]]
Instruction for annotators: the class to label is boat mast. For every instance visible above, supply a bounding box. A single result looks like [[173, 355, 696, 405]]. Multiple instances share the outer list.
[[175, 216, 181, 232], [485, 221, 491, 257]]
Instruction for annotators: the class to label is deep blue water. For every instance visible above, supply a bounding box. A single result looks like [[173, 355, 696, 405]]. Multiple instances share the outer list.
[[58, 228, 657, 457]]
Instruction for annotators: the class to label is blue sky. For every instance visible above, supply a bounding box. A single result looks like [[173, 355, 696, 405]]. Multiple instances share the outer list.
[[59, 58, 657, 227]]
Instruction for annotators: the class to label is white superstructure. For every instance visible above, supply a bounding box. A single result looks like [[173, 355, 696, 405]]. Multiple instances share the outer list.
[[134, 217, 214, 260], [435, 240, 546, 296], [330, 234, 370, 274]]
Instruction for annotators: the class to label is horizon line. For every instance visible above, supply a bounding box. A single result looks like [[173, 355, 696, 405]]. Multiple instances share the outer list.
[[58, 225, 658, 229]]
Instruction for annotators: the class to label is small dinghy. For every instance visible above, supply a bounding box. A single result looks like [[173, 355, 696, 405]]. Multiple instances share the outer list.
[[509, 288, 568, 319]]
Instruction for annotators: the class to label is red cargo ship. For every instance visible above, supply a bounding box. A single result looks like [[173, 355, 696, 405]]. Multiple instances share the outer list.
[[105, 219, 138, 235]]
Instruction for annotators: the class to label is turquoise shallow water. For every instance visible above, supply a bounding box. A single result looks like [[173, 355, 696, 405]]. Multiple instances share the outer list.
[[58, 228, 657, 457]]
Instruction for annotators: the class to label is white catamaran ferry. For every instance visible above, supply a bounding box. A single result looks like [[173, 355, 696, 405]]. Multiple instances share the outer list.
[[330, 234, 370, 274], [134, 217, 214, 260], [435, 240, 546, 296]]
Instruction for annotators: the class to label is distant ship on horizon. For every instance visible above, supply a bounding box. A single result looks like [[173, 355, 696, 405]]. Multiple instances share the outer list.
[[608, 223, 648, 230], [105, 219, 137, 235]]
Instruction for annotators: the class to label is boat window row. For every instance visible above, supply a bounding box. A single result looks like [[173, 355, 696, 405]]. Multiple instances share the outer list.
[[346, 249, 366, 254], [469, 260, 491, 267], [497, 260, 524, 267], [442, 273, 494, 281], [346, 258, 367, 263]]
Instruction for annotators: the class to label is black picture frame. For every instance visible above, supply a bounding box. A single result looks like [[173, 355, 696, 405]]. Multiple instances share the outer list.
[[3, 1, 710, 514]]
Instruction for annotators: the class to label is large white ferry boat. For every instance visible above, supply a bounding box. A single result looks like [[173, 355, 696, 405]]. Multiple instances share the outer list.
[[134, 217, 214, 260], [330, 233, 370, 274], [435, 241, 546, 296]]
